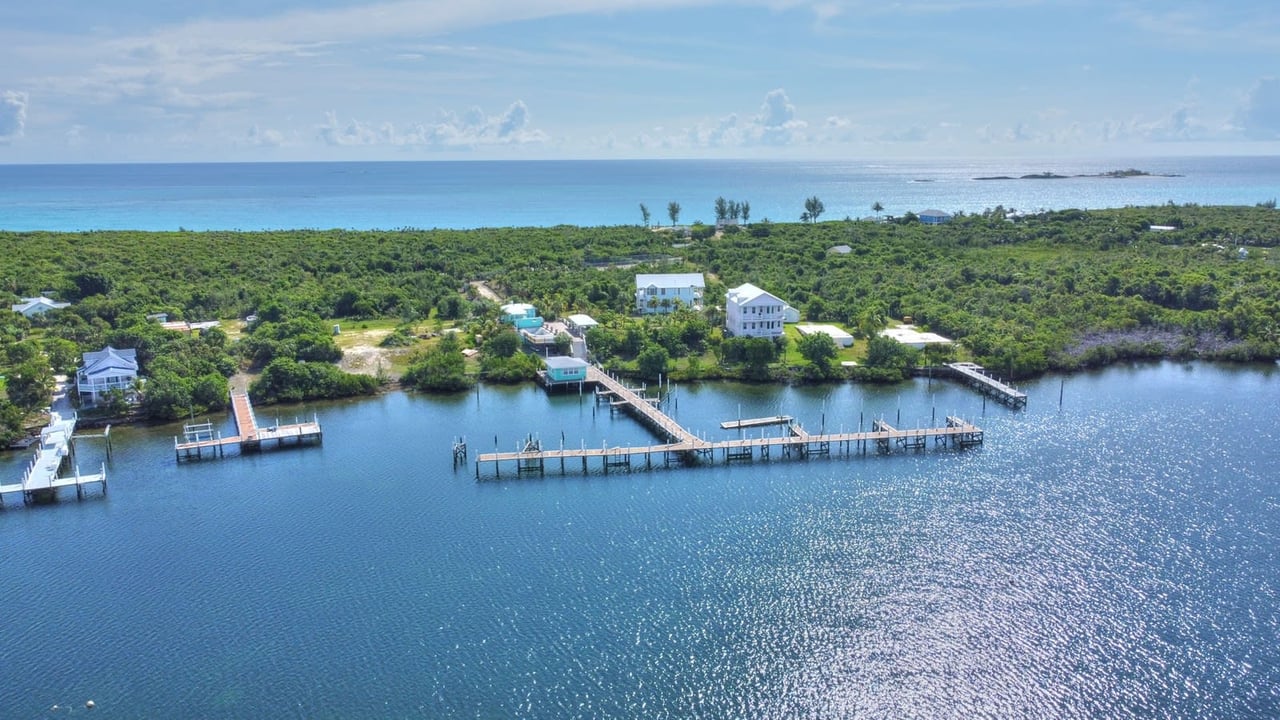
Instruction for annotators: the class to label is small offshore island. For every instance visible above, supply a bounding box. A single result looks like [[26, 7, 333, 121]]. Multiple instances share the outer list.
[[0, 202, 1277, 445], [975, 168, 1184, 180]]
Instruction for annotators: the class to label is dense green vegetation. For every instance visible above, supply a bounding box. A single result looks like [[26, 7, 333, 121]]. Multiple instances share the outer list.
[[2, 204, 1278, 438]]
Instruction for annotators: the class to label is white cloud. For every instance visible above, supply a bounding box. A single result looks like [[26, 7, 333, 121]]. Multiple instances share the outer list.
[[319, 112, 382, 146], [0, 91, 28, 143], [65, 125, 86, 147], [1234, 78, 1280, 140], [754, 89, 808, 145], [320, 100, 548, 149], [629, 88, 814, 150], [246, 124, 285, 147]]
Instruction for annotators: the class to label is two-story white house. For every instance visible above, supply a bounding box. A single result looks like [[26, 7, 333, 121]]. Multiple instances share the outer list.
[[635, 273, 705, 315], [725, 283, 788, 339], [76, 346, 140, 406]]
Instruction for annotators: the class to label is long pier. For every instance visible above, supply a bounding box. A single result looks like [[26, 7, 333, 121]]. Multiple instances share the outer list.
[[0, 412, 107, 507], [174, 391, 322, 461], [474, 364, 982, 478], [475, 415, 982, 477], [945, 362, 1028, 408]]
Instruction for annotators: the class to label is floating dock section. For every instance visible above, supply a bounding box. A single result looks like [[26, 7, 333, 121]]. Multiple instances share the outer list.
[[0, 412, 107, 507], [720, 415, 793, 430], [944, 362, 1028, 408], [473, 364, 982, 478], [175, 391, 322, 461]]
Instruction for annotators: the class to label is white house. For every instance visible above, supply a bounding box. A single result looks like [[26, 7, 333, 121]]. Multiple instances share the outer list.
[[635, 273, 705, 314], [76, 346, 139, 405], [725, 283, 788, 339], [11, 296, 71, 318]]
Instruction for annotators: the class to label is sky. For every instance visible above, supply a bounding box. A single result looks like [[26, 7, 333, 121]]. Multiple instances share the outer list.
[[1, 0, 1278, 163]]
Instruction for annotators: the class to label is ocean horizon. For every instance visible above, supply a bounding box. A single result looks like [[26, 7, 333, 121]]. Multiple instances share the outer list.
[[1, 155, 1277, 232]]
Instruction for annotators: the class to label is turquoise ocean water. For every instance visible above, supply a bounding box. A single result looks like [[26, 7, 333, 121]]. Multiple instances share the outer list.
[[0, 156, 1278, 231], [1, 364, 1278, 718]]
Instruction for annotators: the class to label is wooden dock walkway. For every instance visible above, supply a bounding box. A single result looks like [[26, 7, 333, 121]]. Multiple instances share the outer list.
[[945, 362, 1028, 408], [174, 391, 322, 461], [475, 416, 982, 477], [0, 412, 107, 507], [721, 415, 793, 430], [587, 367, 700, 445], [475, 361, 983, 477]]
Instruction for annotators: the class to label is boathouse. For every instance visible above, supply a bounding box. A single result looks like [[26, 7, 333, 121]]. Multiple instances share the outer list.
[[544, 356, 588, 383]]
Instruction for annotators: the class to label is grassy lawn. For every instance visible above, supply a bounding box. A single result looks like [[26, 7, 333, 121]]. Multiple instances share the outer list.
[[782, 323, 867, 367], [324, 316, 476, 378], [329, 318, 406, 350]]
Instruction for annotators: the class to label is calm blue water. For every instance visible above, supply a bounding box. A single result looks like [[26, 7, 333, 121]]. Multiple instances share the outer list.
[[1, 363, 1278, 718], [1, 156, 1277, 231]]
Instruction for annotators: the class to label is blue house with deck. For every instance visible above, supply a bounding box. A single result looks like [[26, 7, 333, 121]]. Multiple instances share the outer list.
[[500, 302, 544, 330]]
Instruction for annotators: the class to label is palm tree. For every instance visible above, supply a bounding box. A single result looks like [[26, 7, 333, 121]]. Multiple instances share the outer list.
[[872, 201, 884, 219], [640, 203, 651, 227], [804, 196, 824, 222], [667, 201, 681, 226]]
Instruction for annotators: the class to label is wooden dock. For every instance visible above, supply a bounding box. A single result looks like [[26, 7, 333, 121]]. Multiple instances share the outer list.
[[588, 367, 698, 445], [474, 363, 982, 478], [0, 412, 107, 507], [721, 415, 793, 430], [475, 416, 982, 477], [945, 362, 1028, 408], [174, 391, 322, 461]]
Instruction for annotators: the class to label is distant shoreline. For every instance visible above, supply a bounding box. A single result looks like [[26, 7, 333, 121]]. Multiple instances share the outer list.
[[974, 169, 1184, 181]]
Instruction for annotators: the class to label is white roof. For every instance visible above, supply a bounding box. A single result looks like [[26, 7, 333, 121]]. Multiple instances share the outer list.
[[566, 314, 598, 327], [919, 209, 952, 218], [80, 346, 139, 376], [635, 273, 705, 289], [543, 356, 587, 369], [501, 302, 536, 314], [796, 324, 853, 339], [879, 326, 952, 345], [726, 282, 784, 306], [12, 296, 71, 314]]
